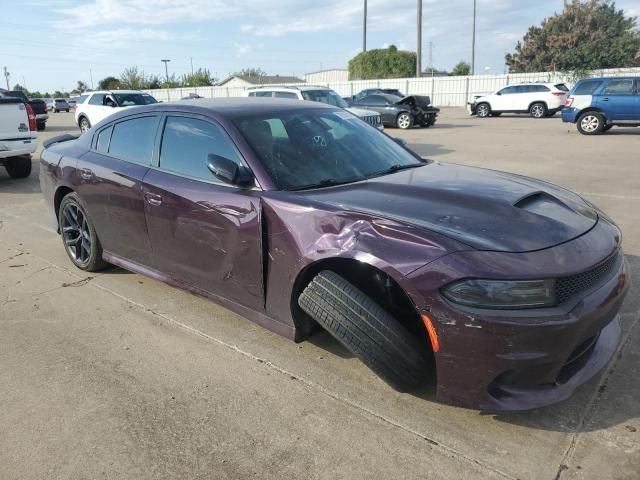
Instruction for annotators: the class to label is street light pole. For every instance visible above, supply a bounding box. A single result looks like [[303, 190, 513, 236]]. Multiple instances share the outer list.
[[471, 0, 477, 75], [363, 0, 367, 53], [417, 0, 422, 78], [161, 59, 171, 83]]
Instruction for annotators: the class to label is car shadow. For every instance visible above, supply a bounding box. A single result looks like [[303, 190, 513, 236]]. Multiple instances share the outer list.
[[603, 128, 639, 135], [431, 123, 474, 129], [40, 125, 78, 133], [407, 143, 454, 157]]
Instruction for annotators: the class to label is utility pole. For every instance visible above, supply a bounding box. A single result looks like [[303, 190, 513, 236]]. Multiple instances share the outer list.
[[161, 59, 171, 83], [3, 66, 9, 90], [416, 0, 422, 78], [428, 41, 433, 76], [190, 57, 194, 75], [471, 0, 477, 75], [89, 68, 94, 90], [22, 76, 26, 90], [362, 0, 367, 53]]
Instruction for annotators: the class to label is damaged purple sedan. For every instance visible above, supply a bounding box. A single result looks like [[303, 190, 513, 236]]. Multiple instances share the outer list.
[[40, 99, 629, 411]]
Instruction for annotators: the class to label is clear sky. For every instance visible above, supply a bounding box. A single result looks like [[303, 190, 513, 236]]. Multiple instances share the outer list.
[[2, 0, 638, 93]]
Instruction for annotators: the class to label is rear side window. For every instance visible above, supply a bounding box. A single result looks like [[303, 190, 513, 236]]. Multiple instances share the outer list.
[[159, 116, 242, 181], [573, 80, 603, 95], [602, 79, 635, 96], [249, 91, 272, 97], [360, 95, 388, 105], [95, 125, 113, 153], [77, 94, 89, 104], [554, 83, 569, 92], [275, 92, 298, 99], [88, 94, 105, 105], [108, 116, 159, 165]]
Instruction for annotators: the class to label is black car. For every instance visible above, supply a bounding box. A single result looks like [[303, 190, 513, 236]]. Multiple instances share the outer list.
[[352, 94, 439, 129], [349, 88, 405, 104]]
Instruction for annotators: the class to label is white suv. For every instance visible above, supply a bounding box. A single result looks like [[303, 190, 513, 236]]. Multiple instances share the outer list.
[[75, 90, 158, 132], [469, 82, 569, 118], [243, 85, 383, 130]]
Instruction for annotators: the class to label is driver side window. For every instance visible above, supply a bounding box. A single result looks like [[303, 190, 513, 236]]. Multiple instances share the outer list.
[[159, 116, 242, 182], [498, 86, 517, 95]]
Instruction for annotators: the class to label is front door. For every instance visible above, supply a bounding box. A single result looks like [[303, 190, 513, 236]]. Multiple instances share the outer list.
[[75, 114, 160, 265], [142, 114, 264, 311]]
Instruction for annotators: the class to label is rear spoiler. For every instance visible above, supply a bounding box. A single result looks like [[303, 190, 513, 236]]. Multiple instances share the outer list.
[[43, 134, 79, 149]]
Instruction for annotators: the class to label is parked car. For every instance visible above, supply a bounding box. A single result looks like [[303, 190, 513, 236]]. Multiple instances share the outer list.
[[67, 97, 78, 109], [352, 93, 439, 129], [561, 77, 640, 135], [74, 90, 159, 131], [0, 94, 37, 178], [2, 90, 48, 130], [40, 98, 629, 410], [48, 98, 70, 113], [243, 85, 383, 130], [469, 82, 569, 118], [181, 93, 204, 100], [347, 88, 406, 104]]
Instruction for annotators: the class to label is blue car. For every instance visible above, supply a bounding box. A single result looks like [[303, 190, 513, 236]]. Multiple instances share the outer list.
[[562, 77, 640, 135]]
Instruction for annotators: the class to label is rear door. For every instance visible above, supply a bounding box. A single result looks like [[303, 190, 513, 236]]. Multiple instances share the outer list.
[[594, 78, 636, 120], [75, 114, 160, 265], [142, 113, 264, 310], [356, 95, 394, 123]]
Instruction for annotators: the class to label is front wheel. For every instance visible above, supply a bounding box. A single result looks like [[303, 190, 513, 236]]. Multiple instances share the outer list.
[[577, 112, 605, 135], [58, 193, 108, 272], [396, 112, 413, 129], [4, 155, 32, 178], [529, 102, 547, 118], [298, 271, 428, 391], [476, 103, 491, 118]]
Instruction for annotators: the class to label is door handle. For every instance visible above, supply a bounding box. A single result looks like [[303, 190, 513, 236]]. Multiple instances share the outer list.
[[79, 168, 93, 180], [601, 98, 609, 102], [144, 192, 162, 206]]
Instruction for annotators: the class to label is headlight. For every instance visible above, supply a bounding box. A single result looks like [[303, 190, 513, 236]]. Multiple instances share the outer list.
[[442, 279, 556, 309]]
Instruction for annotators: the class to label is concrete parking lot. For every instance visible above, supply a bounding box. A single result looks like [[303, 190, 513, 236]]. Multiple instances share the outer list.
[[1, 110, 638, 480]]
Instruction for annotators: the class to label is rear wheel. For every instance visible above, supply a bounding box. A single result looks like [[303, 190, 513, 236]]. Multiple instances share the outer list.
[[58, 193, 108, 272], [577, 112, 605, 135], [298, 270, 428, 391], [529, 102, 547, 118], [4, 155, 32, 179], [79, 116, 91, 132], [37, 122, 46, 131], [66, 109, 69, 112], [396, 112, 413, 129], [476, 103, 491, 118]]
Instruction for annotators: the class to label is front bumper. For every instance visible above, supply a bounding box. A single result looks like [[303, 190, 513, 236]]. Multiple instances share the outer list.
[[406, 220, 629, 411], [36, 113, 49, 122], [467, 102, 477, 115], [561, 108, 580, 123]]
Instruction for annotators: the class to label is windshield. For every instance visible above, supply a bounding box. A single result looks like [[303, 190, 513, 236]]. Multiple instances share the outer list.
[[301, 90, 349, 109], [142, 94, 159, 104], [113, 93, 155, 106], [234, 109, 424, 191]]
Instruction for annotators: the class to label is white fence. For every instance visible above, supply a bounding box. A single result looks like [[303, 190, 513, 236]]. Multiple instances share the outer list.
[[145, 67, 640, 107]]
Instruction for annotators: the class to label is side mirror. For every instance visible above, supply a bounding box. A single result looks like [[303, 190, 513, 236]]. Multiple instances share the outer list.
[[496, 92, 502, 96], [207, 154, 254, 187], [392, 137, 408, 147]]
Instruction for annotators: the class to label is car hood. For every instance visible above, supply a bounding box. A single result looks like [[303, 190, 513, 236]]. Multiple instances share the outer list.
[[345, 107, 381, 118], [297, 162, 598, 252]]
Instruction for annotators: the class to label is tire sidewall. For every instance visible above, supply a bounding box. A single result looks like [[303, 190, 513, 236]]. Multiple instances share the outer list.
[[396, 112, 413, 129], [476, 103, 490, 118], [530, 102, 547, 118], [58, 193, 103, 271], [577, 112, 604, 135]]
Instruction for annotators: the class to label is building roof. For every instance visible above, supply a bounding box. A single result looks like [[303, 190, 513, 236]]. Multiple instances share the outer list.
[[217, 75, 304, 86]]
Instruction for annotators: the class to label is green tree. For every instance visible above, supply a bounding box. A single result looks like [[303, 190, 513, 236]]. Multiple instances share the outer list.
[[451, 61, 471, 76], [234, 67, 266, 77], [506, 0, 640, 73], [348, 45, 416, 80], [72, 80, 89, 94], [98, 76, 121, 90], [182, 68, 216, 86], [146, 75, 162, 89], [161, 74, 181, 89], [12, 84, 27, 92], [119, 67, 149, 90]]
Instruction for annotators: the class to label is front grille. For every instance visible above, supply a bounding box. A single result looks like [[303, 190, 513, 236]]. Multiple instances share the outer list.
[[555, 251, 621, 304], [362, 115, 381, 126]]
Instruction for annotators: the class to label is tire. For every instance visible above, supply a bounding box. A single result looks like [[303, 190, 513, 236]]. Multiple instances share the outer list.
[[37, 122, 46, 131], [4, 155, 32, 179], [603, 125, 614, 132], [577, 111, 605, 135], [476, 103, 491, 118], [396, 112, 413, 129], [490, 112, 502, 117], [529, 102, 547, 118], [66, 109, 69, 112], [58, 193, 108, 272], [79, 116, 91, 132], [298, 270, 428, 390]]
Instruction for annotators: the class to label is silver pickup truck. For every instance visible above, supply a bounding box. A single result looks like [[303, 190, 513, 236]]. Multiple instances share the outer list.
[[0, 95, 38, 178]]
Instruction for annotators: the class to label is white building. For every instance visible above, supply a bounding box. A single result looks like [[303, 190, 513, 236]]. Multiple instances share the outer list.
[[304, 69, 349, 84], [217, 75, 304, 88]]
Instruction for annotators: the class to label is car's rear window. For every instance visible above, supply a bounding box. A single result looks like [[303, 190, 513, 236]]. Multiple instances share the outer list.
[[77, 94, 89, 104], [55, 99, 66, 103], [573, 80, 603, 95], [554, 83, 569, 92]]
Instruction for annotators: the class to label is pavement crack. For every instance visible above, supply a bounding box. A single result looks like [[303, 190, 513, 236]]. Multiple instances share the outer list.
[[553, 308, 640, 480]]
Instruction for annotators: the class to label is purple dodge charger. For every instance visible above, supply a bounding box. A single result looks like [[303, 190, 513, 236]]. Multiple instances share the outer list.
[[40, 99, 629, 411]]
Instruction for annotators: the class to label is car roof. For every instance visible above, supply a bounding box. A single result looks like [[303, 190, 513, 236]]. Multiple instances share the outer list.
[[81, 90, 144, 95]]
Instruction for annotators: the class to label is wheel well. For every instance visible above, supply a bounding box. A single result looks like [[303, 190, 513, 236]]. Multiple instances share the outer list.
[[54, 186, 74, 221], [528, 101, 548, 110], [578, 108, 607, 120], [77, 115, 89, 126], [291, 258, 429, 342]]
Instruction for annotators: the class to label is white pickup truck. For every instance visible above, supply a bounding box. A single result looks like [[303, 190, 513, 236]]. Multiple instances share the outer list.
[[0, 95, 38, 178]]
